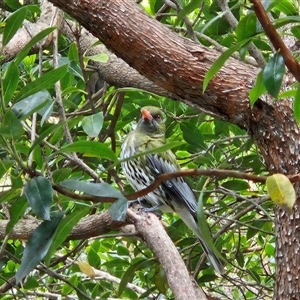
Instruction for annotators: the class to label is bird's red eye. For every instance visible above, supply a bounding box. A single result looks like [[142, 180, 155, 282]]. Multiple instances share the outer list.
[[156, 114, 161, 120]]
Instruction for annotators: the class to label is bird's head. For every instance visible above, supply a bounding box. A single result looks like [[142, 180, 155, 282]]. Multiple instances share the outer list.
[[136, 106, 165, 137]]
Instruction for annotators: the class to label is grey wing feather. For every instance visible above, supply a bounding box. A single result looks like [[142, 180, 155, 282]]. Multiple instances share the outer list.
[[146, 153, 198, 215]]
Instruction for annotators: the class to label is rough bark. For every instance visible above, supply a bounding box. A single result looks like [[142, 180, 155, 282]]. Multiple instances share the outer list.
[[127, 209, 206, 300], [46, 0, 300, 298], [48, 0, 259, 128], [0, 212, 127, 240], [0, 0, 297, 297]]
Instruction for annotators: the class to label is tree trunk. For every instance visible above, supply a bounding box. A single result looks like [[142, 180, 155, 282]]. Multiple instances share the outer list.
[[48, 0, 300, 297]]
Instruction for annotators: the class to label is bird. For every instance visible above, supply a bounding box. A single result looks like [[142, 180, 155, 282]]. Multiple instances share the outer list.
[[120, 106, 224, 274]]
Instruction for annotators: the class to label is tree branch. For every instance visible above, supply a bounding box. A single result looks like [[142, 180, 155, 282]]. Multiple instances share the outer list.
[[250, 0, 300, 82], [126, 209, 207, 300], [48, 0, 258, 128]]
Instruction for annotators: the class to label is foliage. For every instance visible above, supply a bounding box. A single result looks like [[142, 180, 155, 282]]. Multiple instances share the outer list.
[[0, 0, 299, 299]]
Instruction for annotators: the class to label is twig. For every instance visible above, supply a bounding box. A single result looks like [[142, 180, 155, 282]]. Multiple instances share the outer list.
[[126, 168, 268, 200], [218, 0, 266, 66], [250, 0, 300, 82]]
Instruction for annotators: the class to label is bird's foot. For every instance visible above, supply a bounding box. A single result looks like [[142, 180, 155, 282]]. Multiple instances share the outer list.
[[129, 199, 162, 218]]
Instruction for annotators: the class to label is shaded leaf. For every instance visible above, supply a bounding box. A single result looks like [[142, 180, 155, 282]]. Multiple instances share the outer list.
[[109, 197, 128, 221], [153, 265, 168, 295], [87, 248, 101, 268], [3, 61, 19, 106], [175, 0, 202, 26], [266, 173, 296, 214], [12, 90, 51, 119], [236, 13, 257, 41], [14, 65, 68, 102], [24, 176, 53, 220], [14, 27, 56, 65], [60, 180, 123, 198], [52, 168, 73, 183], [293, 87, 300, 123], [249, 71, 266, 106], [118, 259, 156, 296], [197, 191, 223, 262], [0, 110, 24, 139], [59, 140, 117, 161], [263, 52, 285, 98], [44, 208, 89, 265], [0, 160, 14, 179], [82, 111, 104, 138], [6, 196, 27, 234], [3, 6, 27, 46], [203, 38, 251, 92], [29, 122, 66, 154], [15, 212, 63, 284], [221, 179, 249, 191], [118, 141, 184, 166]]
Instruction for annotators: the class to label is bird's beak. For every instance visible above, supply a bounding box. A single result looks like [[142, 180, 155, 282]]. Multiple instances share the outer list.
[[141, 109, 153, 121]]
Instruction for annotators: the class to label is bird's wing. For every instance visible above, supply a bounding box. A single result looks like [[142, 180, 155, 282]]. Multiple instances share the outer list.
[[146, 152, 198, 215]]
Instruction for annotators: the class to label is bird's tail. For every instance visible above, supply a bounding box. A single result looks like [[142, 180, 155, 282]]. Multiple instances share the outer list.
[[197, 237, 225, 275], [177, 208, 225, 274]]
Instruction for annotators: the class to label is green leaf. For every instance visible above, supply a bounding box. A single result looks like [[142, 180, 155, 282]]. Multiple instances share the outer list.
[[29, 122, 66, 154], [5, 0, 22, 10], [82, 112, 104, 138], [109, 197, 128, 221], [263, 52, 285, 99], [236, 13, 257, 42], [0, 110, 24, 139], [6, 195, 28, 234], [68, 42, 79, 63], [118, 259, 156, 296], [118, 141, 184, 166], [12, 90, 51, 119], [87, 248, 101, 268], [291, 26, 300, 41], [44, 208, 89, 265], [14, 27, 56, 65], [15, 212, 63, 284], [3, 6, 27, 47], [293, 87, 300, 123], [85, 53, 109, 64], [59, 140, 117, 161], [266, 173, 296, 214], [153, 265, 168, 294], [3, 61, 19, 106], [180, 121, 204, 151], [60, 180, 123, 198], [197, 190, 223, 263], [0, 187, 22, 205], [203, 38, 251, 92], [175, 0, 202, 26], [249, 71, 266, 106], [52, 168, 72, 183], [221, 179, 249, 191], [270, 0, 298, 16], [14, 65, 68, 102], [0, 160, 14, 179], [24, 176, 53, 220]]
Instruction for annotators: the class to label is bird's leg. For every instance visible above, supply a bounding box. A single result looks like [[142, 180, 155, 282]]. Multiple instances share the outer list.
[[129, 199, 162, 218]]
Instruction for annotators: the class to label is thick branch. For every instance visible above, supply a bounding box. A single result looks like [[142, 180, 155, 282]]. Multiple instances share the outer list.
[[0, 211, 126, 240], [127, 209, 206, 300], [48, 0, 259, 128]]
